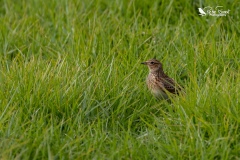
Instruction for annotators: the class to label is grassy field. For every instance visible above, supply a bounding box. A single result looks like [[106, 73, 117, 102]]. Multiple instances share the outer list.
[[0, 0, 240, 159]]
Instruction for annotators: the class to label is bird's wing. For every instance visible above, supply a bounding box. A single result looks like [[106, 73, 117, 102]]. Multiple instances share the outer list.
[[157, 77, 180, 94], [198, 8, 206, 14]]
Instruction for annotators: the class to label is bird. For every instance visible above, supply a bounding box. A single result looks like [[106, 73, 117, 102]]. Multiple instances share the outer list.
[[198, 8, 206, 16], [141, 59, 182, 100]]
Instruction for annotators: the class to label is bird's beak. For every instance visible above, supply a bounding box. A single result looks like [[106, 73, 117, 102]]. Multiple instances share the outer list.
[[141, 62, 147, 65]]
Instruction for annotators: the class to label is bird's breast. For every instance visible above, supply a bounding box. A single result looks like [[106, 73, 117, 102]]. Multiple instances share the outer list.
[[146, 74, 168, 99]]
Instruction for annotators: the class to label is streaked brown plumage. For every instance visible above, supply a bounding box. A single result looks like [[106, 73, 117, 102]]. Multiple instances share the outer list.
[[141, 59, 181, 99]]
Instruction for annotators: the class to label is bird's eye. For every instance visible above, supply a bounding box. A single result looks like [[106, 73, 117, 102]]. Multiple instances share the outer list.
[[150, 62, 154, 64]]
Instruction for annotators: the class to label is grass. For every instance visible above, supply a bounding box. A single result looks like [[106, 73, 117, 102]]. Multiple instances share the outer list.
[[0, 0, 240, 159]]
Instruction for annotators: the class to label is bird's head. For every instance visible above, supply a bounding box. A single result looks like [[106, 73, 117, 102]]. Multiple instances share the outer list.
[[141, 59, 163, 73]]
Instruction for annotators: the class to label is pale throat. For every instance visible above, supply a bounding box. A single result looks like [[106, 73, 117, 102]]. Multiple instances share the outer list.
[[149, 66, 164, 75]]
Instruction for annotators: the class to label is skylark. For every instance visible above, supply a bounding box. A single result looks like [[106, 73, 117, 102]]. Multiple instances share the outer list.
[[141, 59, 181, 100]]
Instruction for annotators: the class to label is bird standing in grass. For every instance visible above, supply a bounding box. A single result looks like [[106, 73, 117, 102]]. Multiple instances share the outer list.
[[141, 59, 182, 100]]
